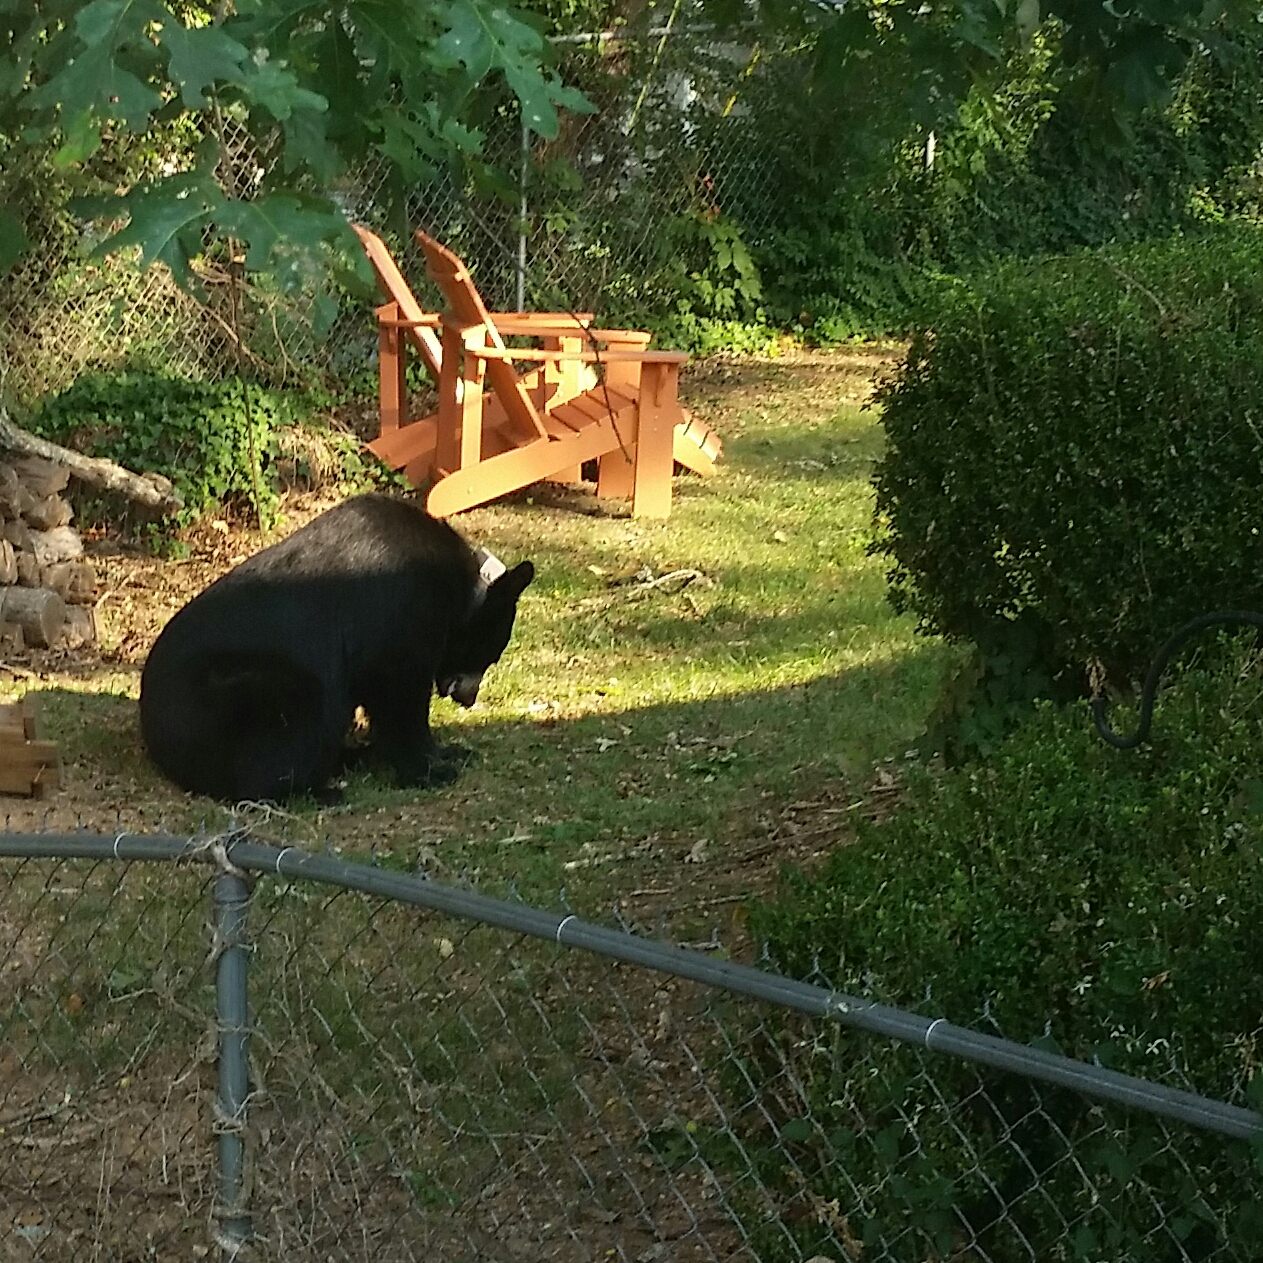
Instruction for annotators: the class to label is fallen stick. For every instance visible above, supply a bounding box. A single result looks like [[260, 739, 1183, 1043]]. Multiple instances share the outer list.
[[0, 406, 183, 513]]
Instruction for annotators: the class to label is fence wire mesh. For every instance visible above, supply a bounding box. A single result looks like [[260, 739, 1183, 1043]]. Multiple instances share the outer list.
[[0, 21, 789, 410], [0, 856, 215, 1257], [0, 832, 1256, 1261]]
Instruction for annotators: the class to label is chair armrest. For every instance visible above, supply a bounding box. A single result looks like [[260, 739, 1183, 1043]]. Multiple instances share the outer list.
[[375, 313, 441, 329], [493, 322, 654, 345], [488, 312, 597, 326], [468, 346, 688, 365]]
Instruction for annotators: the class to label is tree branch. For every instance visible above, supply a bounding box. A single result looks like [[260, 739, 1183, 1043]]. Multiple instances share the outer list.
[[0, 406, 183, 514]]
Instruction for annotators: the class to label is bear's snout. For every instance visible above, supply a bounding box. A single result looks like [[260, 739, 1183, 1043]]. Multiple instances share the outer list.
[[441, 672, 484, 708]]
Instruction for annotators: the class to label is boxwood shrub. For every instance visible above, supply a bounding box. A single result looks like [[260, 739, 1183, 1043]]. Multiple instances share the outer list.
[[739, 642, 1263, 1260], [872, 224, 1263, 724]]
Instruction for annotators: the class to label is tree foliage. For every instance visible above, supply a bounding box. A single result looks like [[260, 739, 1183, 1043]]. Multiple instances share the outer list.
[[0, 0, 592, 304], [2, 0, 1259, 308], [728, 0, 1262, 139]]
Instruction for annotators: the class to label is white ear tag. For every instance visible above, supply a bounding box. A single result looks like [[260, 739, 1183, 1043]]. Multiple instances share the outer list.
[[470, 548, 507, 612], [477, 549, 507, 587]]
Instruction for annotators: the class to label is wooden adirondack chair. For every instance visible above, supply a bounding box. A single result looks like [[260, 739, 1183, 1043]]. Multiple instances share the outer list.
[[351, 224, 722, 519]]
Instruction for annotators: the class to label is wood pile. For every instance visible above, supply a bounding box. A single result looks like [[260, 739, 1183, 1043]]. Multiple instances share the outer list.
[[0, 456, 98, 652]]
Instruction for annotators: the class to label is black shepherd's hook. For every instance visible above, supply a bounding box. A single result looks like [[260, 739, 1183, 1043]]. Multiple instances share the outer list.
[[1091, 609, 1263, 750]]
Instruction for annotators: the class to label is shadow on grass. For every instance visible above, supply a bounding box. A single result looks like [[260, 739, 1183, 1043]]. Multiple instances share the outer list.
[[5, 632, 950, 905]]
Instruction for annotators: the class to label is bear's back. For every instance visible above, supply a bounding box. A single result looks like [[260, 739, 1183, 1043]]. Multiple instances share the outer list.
[[229, 494, 477, 584], [148, 495, 480, 667]]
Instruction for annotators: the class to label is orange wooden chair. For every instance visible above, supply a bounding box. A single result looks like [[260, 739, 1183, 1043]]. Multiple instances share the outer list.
[[351, 224, 722, 519]]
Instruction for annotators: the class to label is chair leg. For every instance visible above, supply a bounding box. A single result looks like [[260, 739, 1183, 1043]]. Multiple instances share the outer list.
[[631, 366, 675, 519], [378, 309, 406, 436], [596, 447, 635, 500], [403, 442, 441, 487]]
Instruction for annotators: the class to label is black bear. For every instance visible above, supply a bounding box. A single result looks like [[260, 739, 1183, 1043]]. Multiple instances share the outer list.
[[139, 494, 534, 804]]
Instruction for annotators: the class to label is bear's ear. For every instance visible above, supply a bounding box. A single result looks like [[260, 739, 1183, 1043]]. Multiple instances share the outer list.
[[494, 560, 535, 600]]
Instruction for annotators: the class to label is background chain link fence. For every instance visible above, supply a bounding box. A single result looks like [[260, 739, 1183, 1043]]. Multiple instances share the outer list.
[[0, 23, 786, 411], [0, 831, 1256, 1261]]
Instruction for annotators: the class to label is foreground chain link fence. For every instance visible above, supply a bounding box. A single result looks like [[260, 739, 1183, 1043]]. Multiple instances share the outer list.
[[0, 829, 1257, 1261], [0, 20, 787, 409]]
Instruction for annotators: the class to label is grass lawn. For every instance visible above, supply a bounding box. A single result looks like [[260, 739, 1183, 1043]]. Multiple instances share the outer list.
[[0, 347, 961, 1254], [0, 347, 956, 924]]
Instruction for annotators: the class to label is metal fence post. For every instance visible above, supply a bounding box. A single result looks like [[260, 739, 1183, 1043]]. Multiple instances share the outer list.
[[516, 112, 529, 312], [213, 870, 252, 1257]]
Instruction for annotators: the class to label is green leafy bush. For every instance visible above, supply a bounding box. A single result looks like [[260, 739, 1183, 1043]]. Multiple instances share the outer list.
[[743, 643, 1263, 1259], [30, 370, 399, 543], [872, 224, 1263, 738], [33, 371, 292, 533], [649, 312, 781, 357]]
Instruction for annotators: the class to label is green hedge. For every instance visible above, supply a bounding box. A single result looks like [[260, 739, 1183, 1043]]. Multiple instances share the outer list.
[[741, 644, 1263, 1259], [872, 224, 1263, 722]]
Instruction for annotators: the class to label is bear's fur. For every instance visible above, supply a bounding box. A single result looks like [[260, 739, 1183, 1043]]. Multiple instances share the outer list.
[[139, 494, 533, 803]]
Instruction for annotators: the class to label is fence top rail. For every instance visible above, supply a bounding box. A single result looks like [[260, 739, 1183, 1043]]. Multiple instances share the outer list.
[[0, 828, 1257, 1143]]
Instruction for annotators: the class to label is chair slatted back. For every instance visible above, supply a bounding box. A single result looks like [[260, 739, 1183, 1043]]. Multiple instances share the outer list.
[[351, 224, 443, 380], [415, 230, 549, 442]]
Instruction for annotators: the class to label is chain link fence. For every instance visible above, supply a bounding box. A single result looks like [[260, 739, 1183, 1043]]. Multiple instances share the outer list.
[[0, 22, 789, 411], [0, 829, 1257, 1261]]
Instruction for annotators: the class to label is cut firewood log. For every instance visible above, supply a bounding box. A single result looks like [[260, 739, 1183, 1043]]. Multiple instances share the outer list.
[[0, 453, 98, 650], [69, 560, 96, 605], [11, 484, 36, 519], [2, 519, 32, 552], [39, 563, 70, 601], [12, 456, 70, 499], [0, 622, 24, 654], [24, 494, 73, 531], [30, 525, 83, 567], [41, 560, 96, 605], [0, 469, 37, 519], [62, 607, 97, 649], [0, 698, 60, 798], [0, 587, 66, 648], [0, 466, 21, 517]]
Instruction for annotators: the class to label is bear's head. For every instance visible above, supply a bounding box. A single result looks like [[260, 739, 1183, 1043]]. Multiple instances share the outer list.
[[436, 560, 535, 708]]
